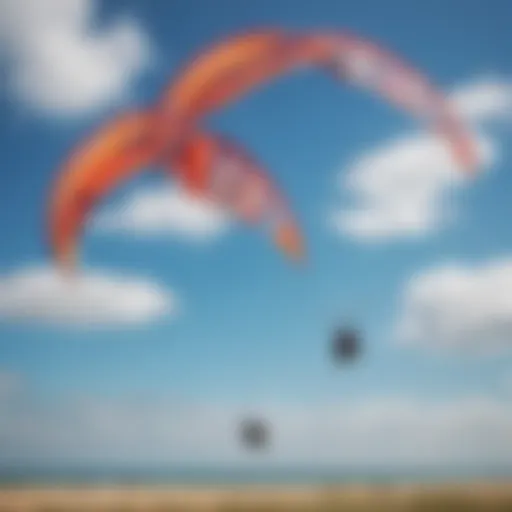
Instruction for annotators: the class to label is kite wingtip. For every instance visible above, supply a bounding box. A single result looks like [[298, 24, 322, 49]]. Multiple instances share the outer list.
[[274, 223, 307, 265]]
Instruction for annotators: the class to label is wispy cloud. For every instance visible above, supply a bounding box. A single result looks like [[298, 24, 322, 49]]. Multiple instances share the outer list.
[[331, 78, 512, 242], [395, 258, 512, 353], [0, 0, 153, 116], [95, 186, 230, 242], [2, 392, 512, 468], [0, 265, 175, 328]]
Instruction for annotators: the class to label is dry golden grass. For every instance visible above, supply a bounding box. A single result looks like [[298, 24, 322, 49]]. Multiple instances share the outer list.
[[1, 484, 512, 511]]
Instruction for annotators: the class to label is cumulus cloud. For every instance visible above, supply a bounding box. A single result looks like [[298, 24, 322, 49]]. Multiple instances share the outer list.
[[95, 186, 230, 242], [452, 77, 512, 122], [1, 394, 512, 468], [395, 258, 512, 352], [0, 0, 153, 115], [0, 265, 175, 328], [331, 78, 512, 241]]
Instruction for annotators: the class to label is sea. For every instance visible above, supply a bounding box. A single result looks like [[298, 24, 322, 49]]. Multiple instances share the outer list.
[[1, 466, 511, 487]]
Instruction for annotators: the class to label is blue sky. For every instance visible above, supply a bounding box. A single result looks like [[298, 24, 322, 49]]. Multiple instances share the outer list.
[[1, 0, 512, 469]]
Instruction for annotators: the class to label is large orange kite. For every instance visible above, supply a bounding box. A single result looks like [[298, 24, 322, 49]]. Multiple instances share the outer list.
[[48, 28, 478, 272]]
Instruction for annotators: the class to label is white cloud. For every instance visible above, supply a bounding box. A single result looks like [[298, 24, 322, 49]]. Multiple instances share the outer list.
[[395, 258, 512, 352], [0, 265, 175, 327], [332, 78, 512, 241], [332, 132, 494, 240], [451, 77, 512, 122], [2, 394, 512, 468], [0, 0, 152, 115], [95, 186, 230, 242]]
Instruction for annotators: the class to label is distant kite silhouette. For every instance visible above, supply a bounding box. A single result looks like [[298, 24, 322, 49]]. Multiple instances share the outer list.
[[239, 417, 270, 450], [331, 325, 362, 363]]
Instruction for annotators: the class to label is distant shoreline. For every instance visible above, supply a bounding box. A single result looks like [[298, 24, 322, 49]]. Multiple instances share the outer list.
[[3, 466, 512, 487]]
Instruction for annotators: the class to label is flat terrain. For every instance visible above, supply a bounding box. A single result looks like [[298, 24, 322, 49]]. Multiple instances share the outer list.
[[1, 483, 512, 511]]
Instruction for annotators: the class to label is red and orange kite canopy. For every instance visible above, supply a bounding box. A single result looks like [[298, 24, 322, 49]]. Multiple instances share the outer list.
[[48, 28, 478, 272]]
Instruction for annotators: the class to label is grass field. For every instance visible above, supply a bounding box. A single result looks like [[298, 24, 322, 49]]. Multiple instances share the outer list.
[[1, 484, 512, 511]]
